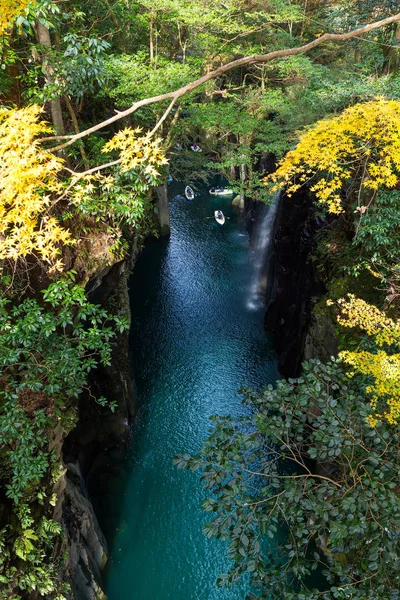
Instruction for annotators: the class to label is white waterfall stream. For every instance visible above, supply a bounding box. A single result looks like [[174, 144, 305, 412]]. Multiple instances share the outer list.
[[246, 193, 280, 311]]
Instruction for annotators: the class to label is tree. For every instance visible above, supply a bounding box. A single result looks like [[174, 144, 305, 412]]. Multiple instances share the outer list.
[[335, 294, 400, 426], [0, 105, 70, 265], [40, 12, 400, 155], [0, 105, 167, 268], [267, 98, 400, 215], [175, 358, 400, 600], [0, 275, 128, 597], [0, 0, 31, 35]]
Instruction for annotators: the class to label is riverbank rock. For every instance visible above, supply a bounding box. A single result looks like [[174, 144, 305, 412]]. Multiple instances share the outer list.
[[303, 305, 338, 362], [232, 194, 244, 209]]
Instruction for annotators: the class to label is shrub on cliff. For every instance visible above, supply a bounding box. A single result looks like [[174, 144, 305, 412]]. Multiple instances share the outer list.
[[0, 275, 128, 598], [175, 358, 400, 599]]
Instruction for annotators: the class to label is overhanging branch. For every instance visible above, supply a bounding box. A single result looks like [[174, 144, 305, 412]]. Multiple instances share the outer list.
[[42, 12, 400, 152]]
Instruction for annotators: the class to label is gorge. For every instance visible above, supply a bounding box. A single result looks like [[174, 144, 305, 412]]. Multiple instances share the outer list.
[[95, 181, 279, 599], [1, 3, 400, 599]]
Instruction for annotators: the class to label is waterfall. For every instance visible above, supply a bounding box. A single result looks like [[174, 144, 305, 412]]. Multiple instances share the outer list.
[[246, 193, 280, 311]]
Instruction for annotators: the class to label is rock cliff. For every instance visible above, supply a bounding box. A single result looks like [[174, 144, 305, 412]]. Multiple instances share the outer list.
[[61, 254, 138, 599]]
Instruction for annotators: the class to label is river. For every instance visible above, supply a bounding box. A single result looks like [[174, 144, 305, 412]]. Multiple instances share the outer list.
[[103, 181, 279, 599]]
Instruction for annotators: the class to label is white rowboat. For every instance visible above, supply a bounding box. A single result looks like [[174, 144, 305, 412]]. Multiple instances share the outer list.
[[214, 210, 225, 225], [185, 186, 195, 200], [209, 187, 234, 196]]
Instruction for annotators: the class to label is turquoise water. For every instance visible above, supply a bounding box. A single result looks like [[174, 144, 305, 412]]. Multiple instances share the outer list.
[[104, 182, 278, 599]]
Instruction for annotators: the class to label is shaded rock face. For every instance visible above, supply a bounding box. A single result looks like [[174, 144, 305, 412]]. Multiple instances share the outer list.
[[154, 183, 171, 236], [303, 309, 338, 363], [264, 189, 325, 377], [63, 464, 107, 600], [62, 254, 138, 599]]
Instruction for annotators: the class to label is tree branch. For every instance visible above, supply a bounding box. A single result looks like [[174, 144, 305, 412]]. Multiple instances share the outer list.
[[40, 13, 400, 152], [150, 96, 178, 136], [242, 468, 343, 488]]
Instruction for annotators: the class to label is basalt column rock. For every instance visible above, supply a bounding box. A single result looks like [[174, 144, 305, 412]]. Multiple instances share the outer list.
[[264, 189, 324, 377], [155, 183, 171, 236], [63, 463, 108, 600]]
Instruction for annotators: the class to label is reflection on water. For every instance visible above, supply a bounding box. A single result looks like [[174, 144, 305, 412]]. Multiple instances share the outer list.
[[102, 182, 278, 600]]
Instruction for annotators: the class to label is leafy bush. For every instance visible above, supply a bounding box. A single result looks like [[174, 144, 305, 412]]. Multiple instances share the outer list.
[[175, 358, 400, 599], [0, 273, 128, 597]]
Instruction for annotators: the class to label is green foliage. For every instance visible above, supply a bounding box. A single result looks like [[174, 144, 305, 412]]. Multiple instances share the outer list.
[[0, 273, 128, 596], [176, 359, 400, 599], [72, 166, 160, 238], [0, 275, 128, 404], [100, 53, 199, 126], [0, 508, 69, 598], [352, 190, 400, 287], [56, 33, 110, 102]]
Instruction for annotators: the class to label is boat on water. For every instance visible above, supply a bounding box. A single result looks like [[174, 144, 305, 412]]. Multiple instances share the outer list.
[[209, 187, 234, 196], [185, 185, 195, 200], [214, 210, 225, 225], [190, 144, 202, 152]]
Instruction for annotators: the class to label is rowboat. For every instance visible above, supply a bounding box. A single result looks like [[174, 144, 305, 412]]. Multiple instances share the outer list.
[[214, 210, 225, 225], [185, 185, 195, 200], [209, 187, 234, 196], [190, 144, 202, 152]]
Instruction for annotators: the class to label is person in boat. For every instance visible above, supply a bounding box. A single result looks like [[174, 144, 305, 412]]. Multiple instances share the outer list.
[[217, 210, 223, 219]]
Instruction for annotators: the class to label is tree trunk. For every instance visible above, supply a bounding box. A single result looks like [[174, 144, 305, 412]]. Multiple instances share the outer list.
[[64, 95, 89, 170], [34, 21, 65, 135], [102, 0, 128, 53], [149, 12, 154, 63], [300, 0, 308, 39], [382, 22, 400, 74], [239, 163, 246, 210], [392, 22, 400, 72]]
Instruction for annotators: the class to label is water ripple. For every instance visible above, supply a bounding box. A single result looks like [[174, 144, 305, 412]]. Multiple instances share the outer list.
[[102, 181, 278, 599]]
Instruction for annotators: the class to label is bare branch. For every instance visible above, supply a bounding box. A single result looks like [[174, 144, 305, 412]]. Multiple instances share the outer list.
[[63, 158, 122, 178], [40, 12, 400, 152], [57, 158, 122, 202], [150, 96, 178, 136], [242, 468, 343, 488]]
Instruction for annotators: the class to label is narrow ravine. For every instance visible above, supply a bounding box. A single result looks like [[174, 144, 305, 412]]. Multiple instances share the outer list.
[[101, 181, 279, 599]]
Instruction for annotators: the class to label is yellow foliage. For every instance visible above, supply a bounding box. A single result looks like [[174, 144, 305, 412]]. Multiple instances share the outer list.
[[102, 127, 168, 176], [337, 295, 400, 346], [267, 99, 400, 214], [0, 109, 169, 269], [0, 0, 32, 34], [337, 295, 400, 425], [0, 105, 71, 264]]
